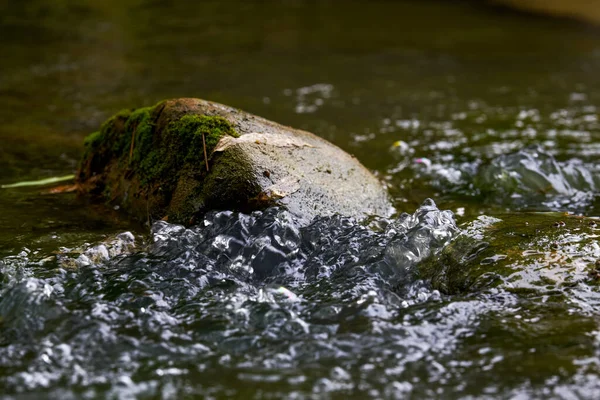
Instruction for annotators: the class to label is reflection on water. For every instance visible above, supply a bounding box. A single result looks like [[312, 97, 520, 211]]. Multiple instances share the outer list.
[[1, 0, 600, 397]]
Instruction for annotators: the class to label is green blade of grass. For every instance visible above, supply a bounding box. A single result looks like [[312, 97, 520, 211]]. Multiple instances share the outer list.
[[1, 174, 75, 189]]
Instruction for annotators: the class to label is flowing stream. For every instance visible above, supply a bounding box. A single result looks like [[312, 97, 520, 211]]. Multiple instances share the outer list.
[[1, 0, 600, 398]]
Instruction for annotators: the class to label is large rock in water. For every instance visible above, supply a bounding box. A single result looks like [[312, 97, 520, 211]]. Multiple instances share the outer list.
[[77, 98, 394, 225]]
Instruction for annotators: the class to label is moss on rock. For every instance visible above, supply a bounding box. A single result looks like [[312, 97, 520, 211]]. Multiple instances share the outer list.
[[78, 100, 240, 224], [138, 114, 238, 185], [77, 98, 394, 226]]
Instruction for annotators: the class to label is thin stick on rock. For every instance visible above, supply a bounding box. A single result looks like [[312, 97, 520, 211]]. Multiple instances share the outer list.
[[202, 133, 209, 171], [129, 130, 136, 163]]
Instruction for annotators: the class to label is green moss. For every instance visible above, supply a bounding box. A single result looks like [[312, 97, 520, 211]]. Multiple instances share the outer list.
[[79, 109, 132, 178], [82, 108, 133, 158], [137, 114, 238, 186], [123, 106, 154, 159], [167, 147, 258, 224], [200, 148, 258, 206], [83, 130, 102, 148], [100, 108, 133, 141], [81, 130, 104, 167], [79, 101, 240, 224]]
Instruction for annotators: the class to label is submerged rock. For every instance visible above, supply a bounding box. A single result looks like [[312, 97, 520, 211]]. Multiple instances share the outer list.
[[77, 98, 393, 225], [421, 212, 600, 295]]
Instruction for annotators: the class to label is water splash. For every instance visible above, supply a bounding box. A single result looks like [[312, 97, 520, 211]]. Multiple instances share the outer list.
[[1, 201, 600, 398], [477, 146, 599, 207], [394, 145, 599, 213]]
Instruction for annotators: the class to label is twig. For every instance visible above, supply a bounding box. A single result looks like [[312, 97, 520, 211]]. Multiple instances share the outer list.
[[202, 132, 209, 171], [129, 130, 136, 163], [146, 194, 151, 228]]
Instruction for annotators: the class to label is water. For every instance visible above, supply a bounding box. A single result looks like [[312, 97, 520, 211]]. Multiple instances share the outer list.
[[1, 0, 600, 398], [1, 202, 599, 398]]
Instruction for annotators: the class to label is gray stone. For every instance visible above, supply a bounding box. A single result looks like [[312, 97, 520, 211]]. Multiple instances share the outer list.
[[77, 98, 394, 226]]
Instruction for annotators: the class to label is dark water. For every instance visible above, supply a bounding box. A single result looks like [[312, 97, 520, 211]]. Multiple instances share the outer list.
[[1, 0, 600, 398]]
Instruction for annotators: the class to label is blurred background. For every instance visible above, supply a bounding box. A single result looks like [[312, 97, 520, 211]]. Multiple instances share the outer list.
[[1, 0, 600, 232], [492, 0, 600, 23]]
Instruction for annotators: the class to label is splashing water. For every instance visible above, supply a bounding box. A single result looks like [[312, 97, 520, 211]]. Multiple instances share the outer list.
[[1, 200, 600, 398], [476, 145, 600, 209], [394, 145, 599, 214]]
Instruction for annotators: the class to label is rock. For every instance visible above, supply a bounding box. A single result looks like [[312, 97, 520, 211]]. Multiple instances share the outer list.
[[419, 212, 600, 295], [77, 98, 394, 226]]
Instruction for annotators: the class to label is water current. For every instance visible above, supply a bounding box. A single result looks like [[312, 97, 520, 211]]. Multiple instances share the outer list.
[[2, 0, 600, 398], [2, 197, 600, 398]]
